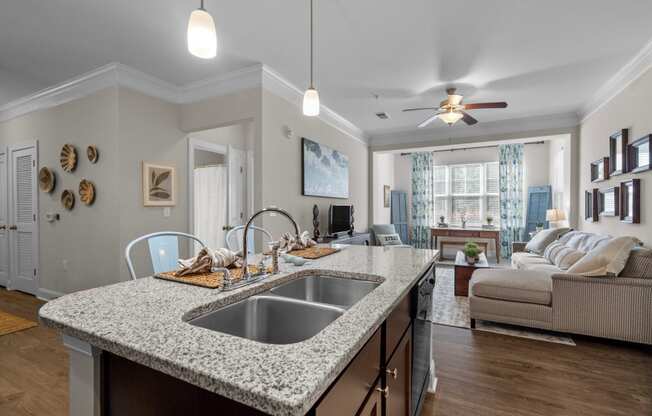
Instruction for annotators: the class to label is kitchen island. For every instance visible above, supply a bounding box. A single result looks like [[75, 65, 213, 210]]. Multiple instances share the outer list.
[[40, 245, 438, 416]]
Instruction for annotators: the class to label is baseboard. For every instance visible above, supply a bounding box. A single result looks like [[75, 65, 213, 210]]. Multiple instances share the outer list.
[[37, 287, 65, 301]]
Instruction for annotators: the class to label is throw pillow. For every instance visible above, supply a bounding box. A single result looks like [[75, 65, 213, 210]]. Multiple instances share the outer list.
[[543, 241, 564, 264], [526, 227, 570, 255], [552, 247, 585, 270], [567, 236, 642, 276], [376, 233, 403, 246]]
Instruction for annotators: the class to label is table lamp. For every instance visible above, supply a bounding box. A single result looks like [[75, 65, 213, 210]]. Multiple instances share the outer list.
[[546, 209, 566, 228]]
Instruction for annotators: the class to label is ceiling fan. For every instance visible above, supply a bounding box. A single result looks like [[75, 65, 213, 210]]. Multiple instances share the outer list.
[[402, 88, 508, 127]]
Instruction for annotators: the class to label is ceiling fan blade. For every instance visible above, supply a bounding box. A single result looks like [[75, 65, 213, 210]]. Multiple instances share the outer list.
[[417, 113, 440, 128], [463, 102, 508, 110], [461, 111, 478, 125], [402, 107, 438, 112]]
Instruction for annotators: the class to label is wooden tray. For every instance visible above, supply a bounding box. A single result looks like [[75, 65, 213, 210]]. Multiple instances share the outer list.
[[288, 246, 339, 259], [154, 265, 270, 289]]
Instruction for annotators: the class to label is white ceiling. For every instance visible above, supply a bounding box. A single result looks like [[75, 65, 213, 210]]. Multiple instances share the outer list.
[[1, 0, 652, 137]]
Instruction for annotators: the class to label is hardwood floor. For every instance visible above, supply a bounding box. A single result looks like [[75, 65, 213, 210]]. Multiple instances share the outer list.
[[0, 288, 68, 416], [421, 325, 652, 416], [0, 288, 650, 416]]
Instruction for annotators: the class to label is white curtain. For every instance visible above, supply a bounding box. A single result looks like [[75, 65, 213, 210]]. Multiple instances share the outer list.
[[194, 166, 227, 251]]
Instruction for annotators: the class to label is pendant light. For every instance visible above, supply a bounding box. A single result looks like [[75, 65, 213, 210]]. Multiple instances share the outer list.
[[187, 0, 217, 59], [302, 0, 320, 116]]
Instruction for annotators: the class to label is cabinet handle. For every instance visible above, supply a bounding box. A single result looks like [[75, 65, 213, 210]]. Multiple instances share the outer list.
[[9, 225, 17, 230], [0, 225, 5, 230], [376, 386, 389, 398], [386, 368, 398, 379]]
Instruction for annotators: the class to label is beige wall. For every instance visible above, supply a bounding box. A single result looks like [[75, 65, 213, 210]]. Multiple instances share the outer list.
[[260, 90, 369, 238], [0, 88, 121, 295], [578, 67, 652, 244], [372, 153, 395, 224]]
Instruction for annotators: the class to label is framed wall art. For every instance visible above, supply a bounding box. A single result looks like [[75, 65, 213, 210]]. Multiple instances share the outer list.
[[584, 189, 599, 222], [628, 134, 651, 174], [620, 179, 641, 224], [609, 129, 628, 176], [598, 187, 619, 217], [143, 162, 176, 206], [590, 157, 609, 182], [301, 138, 349, 198]]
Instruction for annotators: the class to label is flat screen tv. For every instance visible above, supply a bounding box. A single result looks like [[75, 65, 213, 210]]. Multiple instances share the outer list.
[[329, 205, 352, 235]]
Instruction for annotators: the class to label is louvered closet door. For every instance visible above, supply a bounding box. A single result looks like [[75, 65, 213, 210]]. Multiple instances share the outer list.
[[0, 150, 8, 287], [9, 145, 38, 295]]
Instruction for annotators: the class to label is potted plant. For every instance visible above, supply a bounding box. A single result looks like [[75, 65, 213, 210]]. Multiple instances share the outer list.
[[536, 222, 545, 233], [486, 215, 494, 226], [463, 241, 481, 265]]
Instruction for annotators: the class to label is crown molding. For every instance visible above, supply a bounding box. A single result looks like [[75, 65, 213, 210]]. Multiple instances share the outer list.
[[261, 65, 368, 145], [0, 62, 368, 146], [0, 63, 121, 122], [579, 37, 652, 122], [369, 111, 579, 148]]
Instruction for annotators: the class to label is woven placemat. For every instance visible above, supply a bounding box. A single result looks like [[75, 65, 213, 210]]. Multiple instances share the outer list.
[[154, 265, 271, 289], [288, 246, 339, 259]]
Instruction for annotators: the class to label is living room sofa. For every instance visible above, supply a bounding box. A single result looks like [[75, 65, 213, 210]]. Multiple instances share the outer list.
[[468, 231, 652, 344]]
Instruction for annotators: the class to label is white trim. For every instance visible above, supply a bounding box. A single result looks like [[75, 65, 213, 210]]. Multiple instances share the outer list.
[[37, 287, 65, 301], [369, 112, 579, 147], [579, 37, 652, 122], [187, 137, 228, 252], [0, 62, 369, 147], [261, 65, 368, 145]]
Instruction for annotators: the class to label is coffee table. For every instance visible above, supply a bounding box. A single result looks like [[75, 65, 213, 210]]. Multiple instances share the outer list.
[[454, 251, 490, 297]]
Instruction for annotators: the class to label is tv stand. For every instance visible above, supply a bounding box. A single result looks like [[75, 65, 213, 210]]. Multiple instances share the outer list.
[[319, 232, 370, 246]]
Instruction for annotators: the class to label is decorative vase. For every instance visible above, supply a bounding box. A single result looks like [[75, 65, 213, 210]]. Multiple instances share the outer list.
[[466, 255, 478, 265]]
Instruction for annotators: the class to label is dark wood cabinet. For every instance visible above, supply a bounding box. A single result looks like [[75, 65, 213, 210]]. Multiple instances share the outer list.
[[385, 295, 411, 360], [357, 380, 382, 416], [384, 325, 412, 416], [315, 329, 381, 416]]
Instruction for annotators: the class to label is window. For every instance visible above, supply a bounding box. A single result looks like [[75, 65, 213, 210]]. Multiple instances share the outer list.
[[433, 161, 499, 226]]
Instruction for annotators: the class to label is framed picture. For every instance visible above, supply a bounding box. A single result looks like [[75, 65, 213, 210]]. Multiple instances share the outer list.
[[628, 134, 651, 174], [620, 179, 641, 224], [584, 189, 598, 222], [383, 185, 391, 207], [142, 162, 176, 206], [609, 129, 628, 176], [590, 157, 609, 182], [302, 138, 349, 198], [598, 187, 619, 217]]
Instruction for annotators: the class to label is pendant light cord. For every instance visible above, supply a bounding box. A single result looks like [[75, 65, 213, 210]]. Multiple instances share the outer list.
[[200, 0, 205, 10], [309, 0, 314, 89]]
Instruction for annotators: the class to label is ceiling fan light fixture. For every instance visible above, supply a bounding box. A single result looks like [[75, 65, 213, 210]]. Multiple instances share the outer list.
[[302, 87, 320, 116], [187, 1, 217, 59], [448, 94, 463, 106], [438, 110, 463, 125]]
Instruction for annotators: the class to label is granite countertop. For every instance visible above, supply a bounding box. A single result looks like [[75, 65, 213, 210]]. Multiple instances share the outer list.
[[39, 245, 437, 416]]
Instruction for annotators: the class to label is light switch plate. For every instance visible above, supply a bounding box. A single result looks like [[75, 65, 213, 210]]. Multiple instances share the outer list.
[[163, 207, 171, 217]]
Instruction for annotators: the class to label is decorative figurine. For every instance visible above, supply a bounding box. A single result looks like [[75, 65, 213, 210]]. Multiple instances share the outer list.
[[312, 204, 320, 239]]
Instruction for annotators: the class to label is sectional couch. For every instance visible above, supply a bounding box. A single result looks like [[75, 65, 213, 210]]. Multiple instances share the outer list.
[[468, 230, 652, 344]]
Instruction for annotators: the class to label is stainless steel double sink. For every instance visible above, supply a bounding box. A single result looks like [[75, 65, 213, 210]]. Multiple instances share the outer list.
[[189, 275, 380, 344]]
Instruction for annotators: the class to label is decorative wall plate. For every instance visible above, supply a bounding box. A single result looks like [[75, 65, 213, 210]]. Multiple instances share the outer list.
[[79, 179, 95, 205], [60, 144, 77, 172], [87, 145, 99, 163], [38, 167, 56, 193], [61, 189, 75, 210]]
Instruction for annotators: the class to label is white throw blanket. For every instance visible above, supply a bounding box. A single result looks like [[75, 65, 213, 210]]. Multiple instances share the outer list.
[[176, 247, 242, 276]]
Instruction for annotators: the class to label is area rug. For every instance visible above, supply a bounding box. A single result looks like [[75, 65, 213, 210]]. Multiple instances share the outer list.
[[432, 266, 575, 346], [0, 310, 37, 337]]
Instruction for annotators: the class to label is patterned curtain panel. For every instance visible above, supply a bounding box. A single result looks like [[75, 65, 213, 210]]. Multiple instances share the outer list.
[[499, 144, 524, 258], [410, 152, 433, 248]]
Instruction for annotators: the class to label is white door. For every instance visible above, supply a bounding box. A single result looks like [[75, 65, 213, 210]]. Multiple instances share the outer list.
[[0, 150, 8, 287], [228, 145, 246, 229], [8, 144, 38, 295]]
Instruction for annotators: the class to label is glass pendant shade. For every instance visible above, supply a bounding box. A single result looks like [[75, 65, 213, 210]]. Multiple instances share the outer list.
[[438, 110, 463, 125], [187, 8, 217, 59], [302, 88, 320, 116]]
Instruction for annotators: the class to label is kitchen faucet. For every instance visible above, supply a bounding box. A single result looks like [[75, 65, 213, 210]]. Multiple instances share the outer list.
[[234, 207, 300, 285]]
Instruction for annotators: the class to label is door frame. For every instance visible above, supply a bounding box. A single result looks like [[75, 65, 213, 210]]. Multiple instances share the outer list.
[[187, 137, 228, 251], [7, 141, 39, 294], [0, 147, 8, 287]]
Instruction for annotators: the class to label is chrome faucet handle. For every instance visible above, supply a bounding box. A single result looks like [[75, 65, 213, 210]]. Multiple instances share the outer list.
[[212, 267, 232, 289]]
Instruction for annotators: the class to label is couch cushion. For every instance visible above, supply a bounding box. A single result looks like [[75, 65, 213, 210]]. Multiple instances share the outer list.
[[511, 252, 553, 270], [525, 227, 570, 254], [620, 246, 652, 279], [558, 231, 612, 252], [470, 269, 552, 305], [567, 236, 642, 276]]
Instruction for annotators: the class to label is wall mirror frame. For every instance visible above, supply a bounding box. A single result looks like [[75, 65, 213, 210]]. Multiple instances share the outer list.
[[619, 179, 641, 224], [590, 157, 609, 182], [628, 134, 651, 174], [584, 188, 599, 222], [609, 129, 628, 176], [598, 187, 619, 217]]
